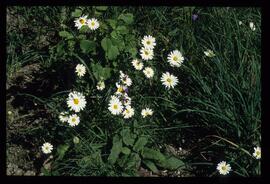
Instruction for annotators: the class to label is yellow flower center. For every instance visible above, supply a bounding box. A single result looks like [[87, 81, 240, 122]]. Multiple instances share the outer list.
[[167, 78, 172, 83], [256, 151, 260, 156], [91, 22, 95, 26], [221, 166, 226, 170], [126, 109, 130, 113], [173, 56, 178, 61], [72, 118, 76, 122], [146, 41, 151, 45], [117, 87, 123, 93], [79, 19, 85, 24], [113, 104, 118, 109], [73, 98, 79, 105], [145, 51, 149, 55]]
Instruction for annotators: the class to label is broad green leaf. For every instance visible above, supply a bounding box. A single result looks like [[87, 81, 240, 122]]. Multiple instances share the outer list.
[[143, 160, 159, 173], [96, 6, 108, 11], [120, 128, 136, 146], [78, 151, 103, 167], [116, 26, 128, 34], [59, 31, 73, 39], [157, 156, 185, 170], [133, 137, 148, 152], [56, 144, 69, 160], [101, 67, 112, 80], [80, 40, 96, 53], [118, 13, 134, 24], [107, 19, 117, 29], [121, 147, 131, 155], [108, 135, 123, 164], [108, 45, 119, 60], [141, 147, 166, 161], [126, 153, 141, 169], [101, 37, 112, 52], [128, 47, 137, 58], [110, 30, 118, 39], [79, 25, 90, 33], [71, 9, 82, 17]]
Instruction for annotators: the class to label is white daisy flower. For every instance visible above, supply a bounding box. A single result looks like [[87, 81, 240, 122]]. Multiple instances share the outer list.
[[87, 18, 100, 30], [67, 114, 80, 127], [161, 72, 179, 89], [141, 108, 153, 118], [216, 161, 231, 175], [7, 111, 12, 115], [140, 47, 154, 61], [59, 111, 69, 123], [96, 81, 105, 91], [74, 15, 88, 29], [110, 95, 119, 101], [239, 21, 243, 25], [167, 50, 184, 67], [143, 67, 154, 78], [115, 82, 127, 95], [41, 142, 53, 154], [122, 94, 132, 106], [249, 22, 256, 31], [67, 91, 87, 112], [131, 59, 144, 70], [119, 71, 132, 87], [108, 98, 123, 115], [204, 49, 216, 57], [141, 35, 156, 50], [253, 146, 261, 159], [75, 64, 86, 77], [122, 105, 135, 119]]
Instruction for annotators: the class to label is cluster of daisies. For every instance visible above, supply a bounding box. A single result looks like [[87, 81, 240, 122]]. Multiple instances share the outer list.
[[74, 15, 100, 30], [107, 70, 154, 119], [41, 15, 261, 178], [216, 146, 261, 175], [132, 35, 180, 89]]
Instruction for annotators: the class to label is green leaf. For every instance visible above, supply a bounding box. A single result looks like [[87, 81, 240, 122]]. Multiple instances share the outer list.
[[110, 31, 118, 39], [78, 151, 103, 167], [59, 31, 73, 39], [141, 147, 166, 161], [168, 28, 179, 36], [128, 47, 137, 58], [108, 45, 119, 60], [126, 153, 141, 169], [120, 128, 136, 146], [118, 13, 134, 24], [143, 160, 159, 173], [96, 6, 108, 11], [56, 144, 69, 160], [108, 135, 123, 164], [79, 25, 90, 33], [121, 147, 131, 155], [101, 67, 112, 80], [80, 40, 96, 53], [133, 137, 148, 152], [116, 26, 128, 34], [107, 19, 117, 29], [101, 37, 112, 52], [157, 156, 185, 170], [71, 9, 82, 17]]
